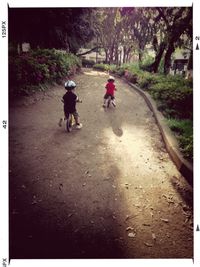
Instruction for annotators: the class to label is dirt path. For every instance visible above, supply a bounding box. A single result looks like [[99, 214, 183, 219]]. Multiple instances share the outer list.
[[9, 69, 193, 259]]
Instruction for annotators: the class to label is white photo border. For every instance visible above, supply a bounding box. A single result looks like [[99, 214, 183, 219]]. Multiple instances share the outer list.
[[0, 1, 199, 266]]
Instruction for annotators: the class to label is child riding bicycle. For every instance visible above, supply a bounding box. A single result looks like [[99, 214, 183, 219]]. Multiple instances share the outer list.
[[58, 80, 82, 129], [102, 76, 117, 107]]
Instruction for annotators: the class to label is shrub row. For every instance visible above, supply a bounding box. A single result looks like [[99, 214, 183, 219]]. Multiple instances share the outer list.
[[167, 119, 193, 161], [9, 49, 81, 95], [93, 63, 117, 72], [112, 64, 193, 120]]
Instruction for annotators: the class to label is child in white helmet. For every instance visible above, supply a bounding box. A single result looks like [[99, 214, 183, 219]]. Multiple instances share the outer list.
[[58, 80, 82, 129], [103, 76, 117, 107]]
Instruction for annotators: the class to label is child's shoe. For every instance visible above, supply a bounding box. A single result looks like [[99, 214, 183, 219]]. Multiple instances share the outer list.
[[102, 104, 106, 108], [76, 123, 83, 129], [58, 118, 63, 127]]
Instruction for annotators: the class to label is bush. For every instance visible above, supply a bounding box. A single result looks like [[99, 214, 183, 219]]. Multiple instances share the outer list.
[[93, 63, 109, 71], [167, 119, 193, 161], [139, 55, 154, 71], [93, 63, 117, 72], [149, 78, 193, 119], [116, 63, 193, 120], [9, 49, 81, 95], [137, 72, 161, 90], [115, 68, 125, 76]]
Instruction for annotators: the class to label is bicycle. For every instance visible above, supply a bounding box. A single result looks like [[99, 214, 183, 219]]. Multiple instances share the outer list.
[[106, 95, 116, 108], [65, 113, 74, 132], [59, 99, 82, 133]]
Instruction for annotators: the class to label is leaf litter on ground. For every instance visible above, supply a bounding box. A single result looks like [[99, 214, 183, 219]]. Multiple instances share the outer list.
[[128, 232, 136, 238], [160, 218, 169, 223], [126, 226, 134, 231], [144, 242, 153, 247]]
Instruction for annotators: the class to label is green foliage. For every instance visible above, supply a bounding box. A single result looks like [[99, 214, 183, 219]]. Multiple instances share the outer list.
[[139, 54, 154, 71], [122, 63, 141, 73], [93, 63, 108, 71], [137, 72, 161, 89], [93, 63, 116, 72], [115, 68, 125, 76], [167, 119, 192, 135], [140, 55, 165, 74], [9, 49, 81, 95], [149, 76, 193, 120], [158, 57, 164, 74], [167, 119, 193, 161], [116, 63, 193, 120]]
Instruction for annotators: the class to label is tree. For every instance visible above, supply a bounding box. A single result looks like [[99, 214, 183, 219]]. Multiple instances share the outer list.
[[9, 8, 96, 53], [147, 7, 192, 74], [93, 8, 121, 64], [94, 8, 145, 65], [120, 8, 154, 63]]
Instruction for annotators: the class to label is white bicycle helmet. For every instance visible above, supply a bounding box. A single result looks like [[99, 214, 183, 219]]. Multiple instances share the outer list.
[[64, 80, 76, 90], [108, 76, 115, 82]]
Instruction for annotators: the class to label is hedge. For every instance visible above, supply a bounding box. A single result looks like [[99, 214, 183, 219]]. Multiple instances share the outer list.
[[9, 49, 81, 95]]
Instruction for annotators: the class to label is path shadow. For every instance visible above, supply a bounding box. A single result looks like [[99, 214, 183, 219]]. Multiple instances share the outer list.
[[104, 108, 123, 137], [9, 129, 129, 259]]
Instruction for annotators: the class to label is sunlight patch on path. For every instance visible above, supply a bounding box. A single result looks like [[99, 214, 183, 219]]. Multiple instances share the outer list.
[[102, 125, 154, 180], [101, 123, 181, 193], [101, 124, 188, 242]]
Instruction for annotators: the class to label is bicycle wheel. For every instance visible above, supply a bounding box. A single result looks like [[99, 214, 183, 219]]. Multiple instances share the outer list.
[[107, 97, 111, 108], [66, 114, 73, 132]]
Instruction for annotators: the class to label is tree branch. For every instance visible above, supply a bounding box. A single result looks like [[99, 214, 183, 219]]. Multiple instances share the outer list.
[[76, 46, 101, 56], [156, 7, 169, 27]]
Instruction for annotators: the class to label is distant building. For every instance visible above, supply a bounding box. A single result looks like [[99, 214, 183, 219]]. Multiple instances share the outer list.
[[170, 49, 191, 76]]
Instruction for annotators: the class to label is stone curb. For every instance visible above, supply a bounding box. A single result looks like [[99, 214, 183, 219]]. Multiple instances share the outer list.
[[124, 79, 193, 185]]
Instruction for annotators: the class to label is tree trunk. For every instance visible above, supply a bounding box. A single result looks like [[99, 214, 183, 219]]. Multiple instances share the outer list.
[[119, 48, 122, 66], [105, 49, 109, 63], [138, 44, 143, 62], [148, 41, 166, 73], [115, 46, 119, 65], [109, 42, 115, 64], [187, 51, 193, 70], [123, 46, 126, 64], [138, 51, 142, 62], [126, 47, 132, 63], [164, 43, 175, 74], [186, 51, 193, 79]]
